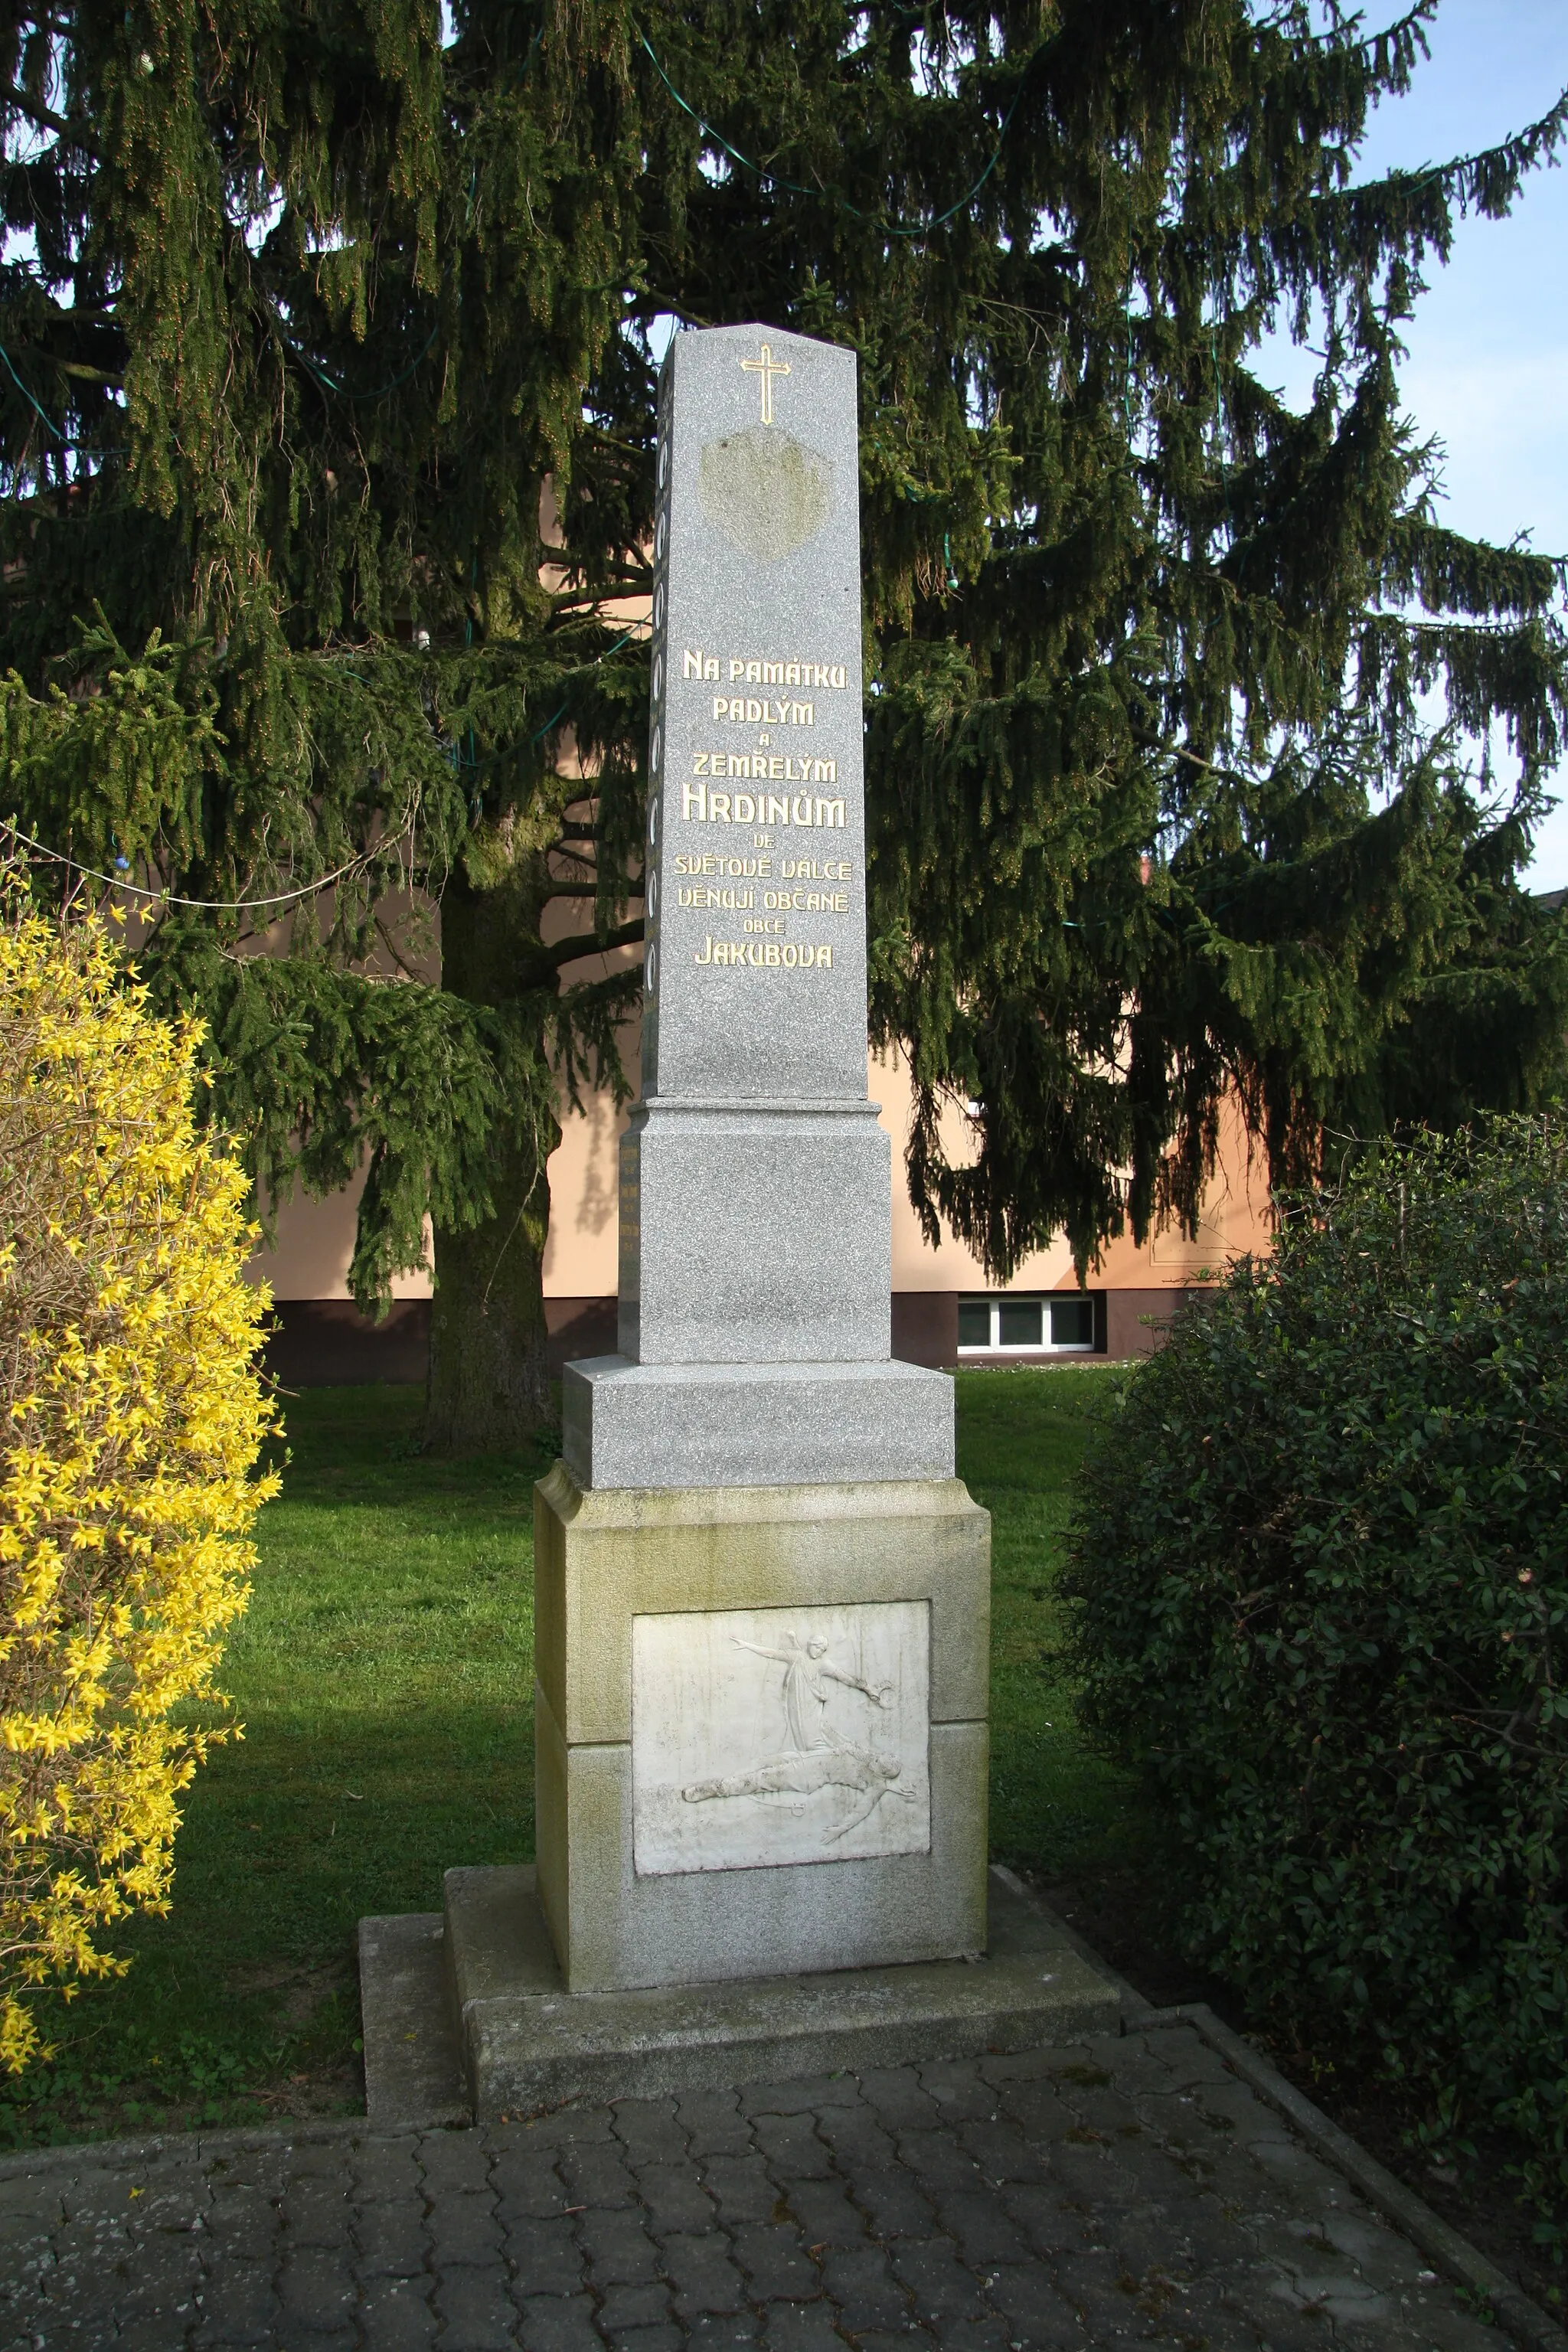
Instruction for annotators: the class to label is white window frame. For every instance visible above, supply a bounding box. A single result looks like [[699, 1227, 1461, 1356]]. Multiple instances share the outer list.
[[956, 1292, 1098, 1356]]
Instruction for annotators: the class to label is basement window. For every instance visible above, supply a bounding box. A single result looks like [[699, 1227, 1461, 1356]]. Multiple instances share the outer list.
[[957, 1294, 1098, 1354]]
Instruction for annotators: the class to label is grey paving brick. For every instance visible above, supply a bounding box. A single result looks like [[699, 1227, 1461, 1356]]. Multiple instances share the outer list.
[[612, 2097, 688, 2166], [429, 2192, 507, 2268], [978, 2260, 1092, 2349], [1037, 2138, 1139, 2204], [287, 2140, 356, 2180], [815, 2240, 910, 2331], [1098, 2130, 1217, 2210], [887, 2236, 987, 2324], [354, 2193, 430, 2275], [929, 2190, 1030, 2269], [358, 2273, 441, 2352], [116, 2319, 204, 2352], [559, 2143, 640, 2209], [0, 2018, 1544, 2352], [998, 2183, 1086, 2260], [596, 2281, 673, 2330], [759, 2299, 849, 2352], [856, 2066, 944, 2130], [730, 2218, 821, 2300], [1096, 2198, 1204, 2274], [1142, 2285, 1263, 2351], [1058, 2083, 1151, 2145], [357, 2137, 426, 2200], [509, 2105, 619, 2149], [892, 2129, 987, 2197], [602, 2325, 683, 2352], [753, 2111, 835, 2179], [189, 2258, 281, 2345], [849, 2166, 937, 2239], [782, 2176, 867, 2249], [577, 2205, 662, 2285], [209, 2184, 284, 2262], [701, 2151, 779, 2226], [432, 2259, 523, 2347], [687, 2312, 761, 2349], [675, 2087, 753, 2154], [0, 2174, 66, 2223], [1241, 2130, 1351, 2207], [505, 2210, 586, 2295], [420, 2134, 496, 2195], [1146, 2027, 1242, 2089], [1048, 2245, 1148, 2335], [744, 2073, 863, 2115], [812, 2104, 899, 2169], [632, 2158, 715, 2232], [1189, 2082, 1273, 2142], [492, 2150, 571, 2220], [114, 2238, 207, 2311], [277, 2243, 359, 2329], [916, 2063, 997, 2122], [953, 2118, 1047, 2187], [283, 2176, 355, 2247], [976, 2047, 1064, 2086], [513, 2292, 604, 2352], [989, 2082, 1083, 2145], [935, 2320, 1014, 2352], [662, 2226, 750, 2316]]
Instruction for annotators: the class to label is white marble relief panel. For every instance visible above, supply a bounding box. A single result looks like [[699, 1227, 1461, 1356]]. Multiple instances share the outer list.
[[632, 1601, 931, 1877]]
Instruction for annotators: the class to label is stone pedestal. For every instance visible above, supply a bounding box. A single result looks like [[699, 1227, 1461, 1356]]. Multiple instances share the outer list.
[[534, 1467, 989, 1992]]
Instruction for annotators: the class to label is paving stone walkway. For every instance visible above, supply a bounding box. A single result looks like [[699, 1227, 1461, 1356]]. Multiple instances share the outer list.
[[1, 2024, 1515, 2352]]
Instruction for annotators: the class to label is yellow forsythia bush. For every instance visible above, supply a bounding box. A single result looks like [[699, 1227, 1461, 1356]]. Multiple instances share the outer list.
[[0, 875, 278, 2071]]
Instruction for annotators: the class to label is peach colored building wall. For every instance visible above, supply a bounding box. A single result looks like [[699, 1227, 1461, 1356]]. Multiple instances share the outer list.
[[250, 1022, 1272, 1304]]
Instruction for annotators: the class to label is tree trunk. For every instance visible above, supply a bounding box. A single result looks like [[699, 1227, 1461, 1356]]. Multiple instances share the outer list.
[[423, 869, 560, 1453]]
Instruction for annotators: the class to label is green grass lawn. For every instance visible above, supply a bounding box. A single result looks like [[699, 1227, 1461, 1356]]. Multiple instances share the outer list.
[[0, 1365, 1141, 2147]]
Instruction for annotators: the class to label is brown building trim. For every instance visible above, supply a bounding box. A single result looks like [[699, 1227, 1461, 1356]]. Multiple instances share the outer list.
[[263, 1298, 433, 1389], [890, 1290, 959, 1368], [1106, 1286, 1202, 1357], [263, 1285, 1199, 1387]]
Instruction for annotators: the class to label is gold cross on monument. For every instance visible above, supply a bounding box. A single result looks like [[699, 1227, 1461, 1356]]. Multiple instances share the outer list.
[[740, 340, 790, 425]]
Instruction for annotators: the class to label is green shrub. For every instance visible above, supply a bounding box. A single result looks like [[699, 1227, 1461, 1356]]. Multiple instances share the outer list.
[[1065, 1119, 1568, 2173]]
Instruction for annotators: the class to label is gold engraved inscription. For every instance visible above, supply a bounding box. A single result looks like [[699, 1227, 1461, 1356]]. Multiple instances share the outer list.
[[695, 937, 834, 969], [682, 649, 849, 690], [714, 697, 814, 725], [685, 777, 841, 828]]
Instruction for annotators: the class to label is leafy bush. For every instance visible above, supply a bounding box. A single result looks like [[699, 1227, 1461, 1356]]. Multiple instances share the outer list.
[[0, 877, 277, 2071], [1066, 1121, 1568, 2171]]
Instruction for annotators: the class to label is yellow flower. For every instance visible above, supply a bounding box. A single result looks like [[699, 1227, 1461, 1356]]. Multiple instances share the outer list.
[[0, 876, 277, 2072]]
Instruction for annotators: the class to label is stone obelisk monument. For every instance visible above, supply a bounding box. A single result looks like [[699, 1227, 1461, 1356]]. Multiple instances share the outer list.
[[533, 324, 991, 1992], [358, 327, 1117, 2123]]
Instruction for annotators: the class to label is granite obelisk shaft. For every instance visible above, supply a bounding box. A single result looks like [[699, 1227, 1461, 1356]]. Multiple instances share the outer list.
[[564, 323, 952, 1487]]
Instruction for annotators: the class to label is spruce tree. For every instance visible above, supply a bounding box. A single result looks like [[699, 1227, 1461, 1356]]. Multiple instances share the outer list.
[[2, 0, 1565, 1446]]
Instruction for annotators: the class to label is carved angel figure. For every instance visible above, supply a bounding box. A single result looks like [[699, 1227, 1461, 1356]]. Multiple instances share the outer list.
[[729, 1629, 893, 1756]]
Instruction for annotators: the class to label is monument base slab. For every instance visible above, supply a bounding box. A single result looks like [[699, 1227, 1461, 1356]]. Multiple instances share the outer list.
[[436, 1862, 1121, 2118], [534, 1466, 991, 1991], [562, 1355, 955, 1489]]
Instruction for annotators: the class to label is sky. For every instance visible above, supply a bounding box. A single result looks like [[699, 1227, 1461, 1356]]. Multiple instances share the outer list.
[[1292, 1, 1568, 884]]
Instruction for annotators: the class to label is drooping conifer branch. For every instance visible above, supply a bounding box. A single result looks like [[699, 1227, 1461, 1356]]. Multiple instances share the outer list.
[[0, 0, 1564, 1442]]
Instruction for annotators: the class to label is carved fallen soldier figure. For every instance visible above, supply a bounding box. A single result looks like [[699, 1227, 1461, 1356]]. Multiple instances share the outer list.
[[681, 1630, 906, 1842]]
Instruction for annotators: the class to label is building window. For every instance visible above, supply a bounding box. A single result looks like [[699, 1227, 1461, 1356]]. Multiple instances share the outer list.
[[957, 1293, 1098, 1354]]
